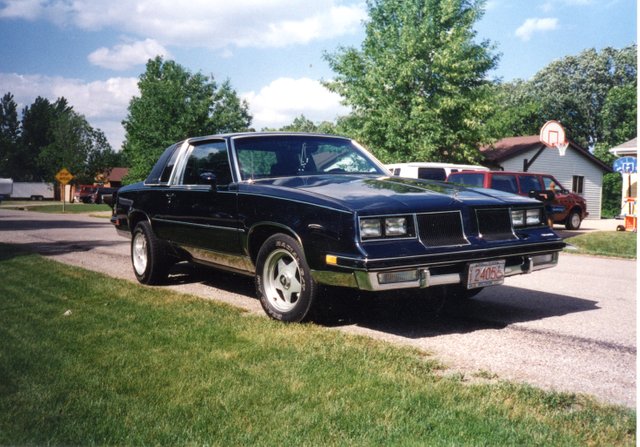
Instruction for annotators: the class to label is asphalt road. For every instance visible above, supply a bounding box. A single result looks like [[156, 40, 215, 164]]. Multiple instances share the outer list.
[[0, 208, 635, 407]]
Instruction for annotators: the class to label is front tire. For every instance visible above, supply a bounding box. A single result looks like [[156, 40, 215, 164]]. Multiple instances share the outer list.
[[255, 234, 317, 322], [131, 221, 170, 285], [565, 210, 582, 230]]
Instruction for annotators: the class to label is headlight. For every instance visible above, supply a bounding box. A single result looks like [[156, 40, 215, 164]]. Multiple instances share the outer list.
[[385, 217, 407, 236], [360, 218, 382, 239], [359, 215, 413, 240], [525, 208, 542, 225], [511, 210, 525, 227], [511, 208, 543, 227]]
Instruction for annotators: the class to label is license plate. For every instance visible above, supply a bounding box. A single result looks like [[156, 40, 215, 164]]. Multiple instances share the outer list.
[[467, 260, 505, 289]]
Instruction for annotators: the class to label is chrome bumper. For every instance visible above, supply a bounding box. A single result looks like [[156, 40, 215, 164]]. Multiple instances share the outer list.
[[312, 252, 559, 292]]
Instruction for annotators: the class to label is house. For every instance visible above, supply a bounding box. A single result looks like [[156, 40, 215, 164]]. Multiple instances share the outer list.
[[609, 137, 637, 213], [480, 136, 611, 219], [97, 167, 129, 188]]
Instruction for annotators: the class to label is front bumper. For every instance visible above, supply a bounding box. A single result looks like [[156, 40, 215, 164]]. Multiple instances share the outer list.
[[311, 244, 563, 292], [351, 252, 558, 291]]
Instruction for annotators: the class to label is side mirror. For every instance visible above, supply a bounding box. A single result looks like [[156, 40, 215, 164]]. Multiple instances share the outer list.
[[528, 189, 555, 202], [199, 172, 217, 189]]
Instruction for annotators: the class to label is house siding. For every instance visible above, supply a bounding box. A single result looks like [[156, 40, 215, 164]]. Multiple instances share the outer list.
[[496, 145, 603, 219]]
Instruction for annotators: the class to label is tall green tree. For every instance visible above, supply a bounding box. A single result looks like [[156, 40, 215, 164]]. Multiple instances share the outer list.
[[0, 93, 20, 178], [482, 81, 543, 140], [122, 57, 252, 183], [526, 45, 636, 148], [38, 110, 118, 185], [324, 0, 498, 163]]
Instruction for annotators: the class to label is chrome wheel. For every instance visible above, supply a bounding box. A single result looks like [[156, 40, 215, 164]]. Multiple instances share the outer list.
[[132, 231, 148, 276], [262, 248, 302, 312]]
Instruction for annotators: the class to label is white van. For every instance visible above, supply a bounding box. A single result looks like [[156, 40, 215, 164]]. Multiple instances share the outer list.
[[386, 162, 489, 181]]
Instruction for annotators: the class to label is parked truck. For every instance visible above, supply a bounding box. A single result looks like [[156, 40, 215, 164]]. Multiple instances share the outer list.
[[10, 182, 54, 200], [0, 178, 13, 203]]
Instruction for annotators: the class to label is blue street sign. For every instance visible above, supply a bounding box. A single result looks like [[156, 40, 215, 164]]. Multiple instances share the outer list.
[[613, 157, 637, 174]]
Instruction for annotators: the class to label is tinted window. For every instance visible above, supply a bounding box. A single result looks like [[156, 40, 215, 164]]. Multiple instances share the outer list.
[[448, 173, 484, 187], [518, 175, 542, 193], [490, 174, 518, 193], [146, 143, 181, 185], [417, 167, 446, 181], [181, 141, 231, 186]]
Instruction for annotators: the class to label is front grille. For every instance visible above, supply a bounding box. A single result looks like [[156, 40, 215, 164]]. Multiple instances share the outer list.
[[417, 211, 468, 247], [476, 208, 517, 241]]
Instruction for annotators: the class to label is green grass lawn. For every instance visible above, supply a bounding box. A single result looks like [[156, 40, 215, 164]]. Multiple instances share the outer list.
[[1, 202, 111, 213], [565, 231, 637, 259], [0, 244, 635, 446]]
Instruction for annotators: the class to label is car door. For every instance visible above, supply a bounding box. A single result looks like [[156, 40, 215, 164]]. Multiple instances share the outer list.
[[163, 139, 242, 260]]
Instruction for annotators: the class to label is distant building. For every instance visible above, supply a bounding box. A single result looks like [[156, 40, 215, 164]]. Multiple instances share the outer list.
[[98, 167, 129, 188], [480, 136, 611, 219]]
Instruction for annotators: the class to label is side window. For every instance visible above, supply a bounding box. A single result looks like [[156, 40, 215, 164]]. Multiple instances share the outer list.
[[518, 176, 542, 193], [490, 174, 518, 193], [543, 176, 561, 191], [417, 167, 446, 181], [448, 173, 484, 187], [160, 148, 180, 183], [181, 141, 231, 186]]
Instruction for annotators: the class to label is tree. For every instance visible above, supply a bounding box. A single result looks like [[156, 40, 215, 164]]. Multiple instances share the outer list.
[[526, 46, 636, 148], [0, 93, 20, 178], [276, 114, 339, 134], [38, 110, 118, 185], [122, 57, 252, 183], [482, 81, 543, 140], [324, 0, 498, 163]]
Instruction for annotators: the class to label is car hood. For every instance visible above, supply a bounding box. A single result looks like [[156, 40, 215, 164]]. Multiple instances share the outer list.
[[249, 175, 538, 215]]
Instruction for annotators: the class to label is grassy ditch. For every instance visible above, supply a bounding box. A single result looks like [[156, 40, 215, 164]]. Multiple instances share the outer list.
[[565, 231, 637, 259], [0, 244, 635, 446]]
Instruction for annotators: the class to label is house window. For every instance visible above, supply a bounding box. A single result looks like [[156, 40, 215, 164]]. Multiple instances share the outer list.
[[572, 176, 584, 194]]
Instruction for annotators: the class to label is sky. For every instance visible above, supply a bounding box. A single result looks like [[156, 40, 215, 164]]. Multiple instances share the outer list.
[[0, 0, 636, 151]]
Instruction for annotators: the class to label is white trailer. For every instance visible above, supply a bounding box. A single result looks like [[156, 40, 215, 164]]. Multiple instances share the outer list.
[[0, 178, 13, 202], [10, 182, 55, 200]]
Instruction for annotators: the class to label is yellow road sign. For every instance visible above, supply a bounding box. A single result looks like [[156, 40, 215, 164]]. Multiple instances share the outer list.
[[55, 168, 74, 185]]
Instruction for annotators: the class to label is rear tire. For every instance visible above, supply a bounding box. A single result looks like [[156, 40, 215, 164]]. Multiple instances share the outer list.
[[131, 221, 170, 285], [255, 234, 317, 322]]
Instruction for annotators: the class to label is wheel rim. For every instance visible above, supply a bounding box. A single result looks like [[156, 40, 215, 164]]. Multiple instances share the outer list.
[[571, 213, 581, 228], [262, 248, 302, 312], [132, 232, 148, 275]]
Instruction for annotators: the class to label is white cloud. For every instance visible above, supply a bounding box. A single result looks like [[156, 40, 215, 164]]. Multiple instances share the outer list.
[[242, 77, 350, 130], [88, 39, 170, 70], [0, 0, 367, 49], [515, 17, 559, 41], [0, 73, 138, 150]]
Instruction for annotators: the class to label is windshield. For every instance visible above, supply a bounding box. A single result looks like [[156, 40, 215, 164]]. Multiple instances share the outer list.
[[233, 135, 385, 180]]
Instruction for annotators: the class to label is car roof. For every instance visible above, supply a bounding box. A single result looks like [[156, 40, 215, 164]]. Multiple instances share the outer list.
[[186, 132, 353, 145], [449, 171, 554, 176]]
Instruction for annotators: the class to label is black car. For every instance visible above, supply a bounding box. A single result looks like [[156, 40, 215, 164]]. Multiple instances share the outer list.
[[110, 133, 565, 322]]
